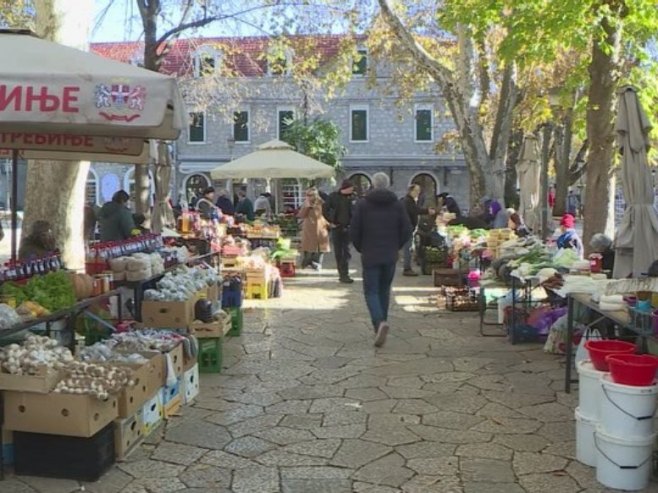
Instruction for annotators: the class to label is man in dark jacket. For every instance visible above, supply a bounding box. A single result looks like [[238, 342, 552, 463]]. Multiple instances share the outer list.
[[351, 173, 413, 347], [401, 184, 435, 276], [324, 179, 355, 283], [98, 190, 135, 241], [215, 189, 235, 215]]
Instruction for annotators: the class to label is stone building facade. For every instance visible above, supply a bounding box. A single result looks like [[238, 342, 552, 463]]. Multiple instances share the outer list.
[[86, 36, 469, 212]]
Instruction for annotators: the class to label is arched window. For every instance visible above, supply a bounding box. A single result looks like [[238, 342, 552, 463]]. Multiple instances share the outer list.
[[348, 173, 372, 198], [124, 168, 155, 206], [411, 173, 439, 209], [86, 168, 100, 206], [193, 46, 221, 78], [184, 173, 211, 204]]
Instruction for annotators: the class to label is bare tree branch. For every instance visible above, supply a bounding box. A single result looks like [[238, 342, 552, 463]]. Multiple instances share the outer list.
[[377, 0, 455, 88]]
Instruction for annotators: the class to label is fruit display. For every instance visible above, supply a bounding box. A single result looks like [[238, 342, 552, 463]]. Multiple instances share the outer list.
[[424, 246, 448, 265], [103, 330, 184, 353], [0, 335, 74, 375], [0, 304, 22, 330]]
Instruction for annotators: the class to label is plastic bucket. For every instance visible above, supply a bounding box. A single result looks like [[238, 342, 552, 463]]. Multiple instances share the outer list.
[[575, 407, 597, 467], [595, 426, 655, 491], [577, 360, 606, 420], [600, 374, 658, 439], [585, 340, 636, 371], [606, 353, 658, 387]]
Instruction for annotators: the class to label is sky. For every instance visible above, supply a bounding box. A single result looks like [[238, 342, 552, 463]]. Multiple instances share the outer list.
[[92, 0, 273, 42]]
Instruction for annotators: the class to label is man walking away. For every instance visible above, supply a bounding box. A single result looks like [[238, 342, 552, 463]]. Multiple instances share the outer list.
[[401, 184, 435, 276], [324, 180, 355, 283], [351, 173, 413, 347]]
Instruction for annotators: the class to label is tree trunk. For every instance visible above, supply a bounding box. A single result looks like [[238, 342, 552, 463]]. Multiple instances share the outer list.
[[504, 130, 523, 208], [133, 0, 161, 219], [22, 0, 93, 269], [582, 9, 622, 252], [553, 110, 574, 217]]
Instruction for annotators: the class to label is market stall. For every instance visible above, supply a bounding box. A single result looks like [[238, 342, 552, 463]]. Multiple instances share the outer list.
[[0, 29, 185, 260]]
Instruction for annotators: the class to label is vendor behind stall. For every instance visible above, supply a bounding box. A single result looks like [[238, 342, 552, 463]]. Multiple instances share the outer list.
[[556, 213, 583, 258], [254, 193, 273, 217], [590, 233, 615, 275], [215, 189, 235, 216], [19, 220, 56, 259], [437, 192, 461, 217], [235, 189, 255, 221], [98, 190, 135, 241], [196, 187, 219, 220]]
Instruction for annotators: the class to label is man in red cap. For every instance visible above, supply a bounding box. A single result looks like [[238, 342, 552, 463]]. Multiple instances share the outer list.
[[323, 179, 356, 283], [556, 213, 583, 257]]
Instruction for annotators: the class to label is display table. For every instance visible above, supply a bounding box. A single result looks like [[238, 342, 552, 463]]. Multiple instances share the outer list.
[[116, 251, 220, 322], [564, 292, 632, 393], [478, 280, 509, 337]]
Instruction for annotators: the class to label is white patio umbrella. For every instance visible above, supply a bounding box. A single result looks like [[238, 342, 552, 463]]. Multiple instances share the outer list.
[[0, 29, 185, 259], [210, 139, 336, 180], [151, 141, 175, 234], [516, 134, 541, 232], [613, 86, 658, 278]]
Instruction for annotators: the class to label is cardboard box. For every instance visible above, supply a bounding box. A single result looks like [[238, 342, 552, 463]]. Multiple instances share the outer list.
[[0, 367, 62, 393], [114, 409, 144, 461], [160, 377, 181, 406], [141, 298, 194, 328], [188, 320, 225, 339], [182, 364, 199, 404], [142, 392, 163, 436], [163, 394, 182, 419], [4, 391, 119, 437], [207, 282, 220, 303], [113, 352, 165, 418], [164, 343, 184, 378]]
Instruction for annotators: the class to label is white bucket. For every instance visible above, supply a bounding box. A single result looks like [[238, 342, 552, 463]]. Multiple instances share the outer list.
[[577, 360, 606, 420], [595, 426, 655, 491], [575, 407, 597, 467], [600, 374, 658, 439]]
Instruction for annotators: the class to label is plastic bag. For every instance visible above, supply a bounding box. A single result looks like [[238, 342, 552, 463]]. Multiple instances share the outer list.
[[575, 327, 602, 364]]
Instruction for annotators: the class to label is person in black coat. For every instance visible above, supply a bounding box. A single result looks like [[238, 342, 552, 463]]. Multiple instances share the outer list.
[[437, 192, 462, 217], [401, 184, 435, 276], [323, 180, 356, 283], [351, 172, 413, 348]]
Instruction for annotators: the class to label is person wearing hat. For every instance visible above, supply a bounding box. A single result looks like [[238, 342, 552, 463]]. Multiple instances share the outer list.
[[196, 187, 219, 220], [556, 213, 583, 257], [323, 179, 356, 283]]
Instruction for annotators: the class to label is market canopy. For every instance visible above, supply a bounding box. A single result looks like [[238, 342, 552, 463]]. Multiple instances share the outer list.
[[0, 29, 185, 140], [210, 139, 336, 180], [613, 85, 658, 278]]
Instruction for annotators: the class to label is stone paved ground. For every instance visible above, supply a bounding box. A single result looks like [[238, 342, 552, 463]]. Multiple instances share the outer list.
[[2, 267, 657, 492]]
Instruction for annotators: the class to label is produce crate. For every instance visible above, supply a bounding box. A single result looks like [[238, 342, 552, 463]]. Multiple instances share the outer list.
[[182, 364, 200, 404], [163, 394, 182, 419], [14, 423, 115, 482], [142, 392, 163, 436], [422, 261, 444, 276], [246, 280, 268, 300], [199, 337, 223, 374], [422, 246, 449, 266], [114, 410, 144, 461], [226, 307, 243, 337], [433, 268, 465, 287], [445, 289, 479, 312], [278, 261, 296, 278]]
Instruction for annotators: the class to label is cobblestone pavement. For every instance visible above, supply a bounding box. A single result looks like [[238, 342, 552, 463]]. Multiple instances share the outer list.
[[2, 267, 656, 492]]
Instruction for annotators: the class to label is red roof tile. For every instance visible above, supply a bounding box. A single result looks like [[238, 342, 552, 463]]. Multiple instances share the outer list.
[[91, 35, 357, 77]]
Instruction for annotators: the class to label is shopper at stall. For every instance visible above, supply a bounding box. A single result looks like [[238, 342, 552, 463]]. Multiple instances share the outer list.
[[556, 213, 583, 257], [590, 233, 615, 274], [19, 220, 56, 259], [298, 187, 330, 271], [98, 190, 135, 241], [196, 187, 219, 220], [132, 213, 149, 235], [351, 172, 413, 347], [324, 179, 355, 283], [402, 184, 435, 276], [235, 189, 255, 221], [254, 193, 273, 217], [215, 189, 235, 216], [437, 192, 461, 217], [508, 210, 531, 237], [448, 205, 490, 230]]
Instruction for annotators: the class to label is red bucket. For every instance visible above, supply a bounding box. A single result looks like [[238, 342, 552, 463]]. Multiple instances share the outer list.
[[584, 340, 636, 371], [606, 354, 658, 386]]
